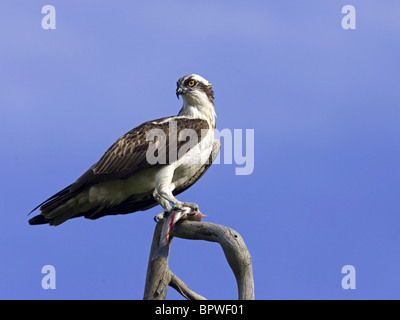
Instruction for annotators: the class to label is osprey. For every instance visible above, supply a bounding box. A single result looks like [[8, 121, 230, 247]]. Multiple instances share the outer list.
[[29, 74, 220, 226]]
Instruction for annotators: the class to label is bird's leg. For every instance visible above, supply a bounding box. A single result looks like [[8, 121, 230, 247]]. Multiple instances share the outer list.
[[154, 165, 200, 221], [153, 189, 172, 222]]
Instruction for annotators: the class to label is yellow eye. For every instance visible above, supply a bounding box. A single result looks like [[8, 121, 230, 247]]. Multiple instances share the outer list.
[[188, 80, 195, 87]]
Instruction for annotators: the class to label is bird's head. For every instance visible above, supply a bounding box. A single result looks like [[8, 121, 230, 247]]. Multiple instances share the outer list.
[[176, 74, 216, 126], [176, 74, 214, 105], [176, 74, 216, 127]]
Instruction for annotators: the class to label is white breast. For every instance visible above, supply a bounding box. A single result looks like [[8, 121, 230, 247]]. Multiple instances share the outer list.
[[171, 128, 214, 188]]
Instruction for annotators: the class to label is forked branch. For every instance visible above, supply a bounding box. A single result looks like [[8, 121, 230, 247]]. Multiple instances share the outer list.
[[143, 218, 254, 300]]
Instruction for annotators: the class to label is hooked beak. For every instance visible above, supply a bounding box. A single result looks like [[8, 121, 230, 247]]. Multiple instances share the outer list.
[[176, 87, 186, 99]]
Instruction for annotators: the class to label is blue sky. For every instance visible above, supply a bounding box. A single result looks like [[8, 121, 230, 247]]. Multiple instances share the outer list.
[[1, 1, 399, 299]]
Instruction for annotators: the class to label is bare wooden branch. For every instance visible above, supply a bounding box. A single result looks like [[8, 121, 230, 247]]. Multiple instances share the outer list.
[[143, 222, 171, 300], [143, 218, 254, 300], [172, 221, 255, 300], [168, 271, 207, 300]]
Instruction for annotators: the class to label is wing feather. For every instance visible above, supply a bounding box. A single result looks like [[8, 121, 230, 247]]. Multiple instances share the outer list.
[[71, 116, 210, 191]]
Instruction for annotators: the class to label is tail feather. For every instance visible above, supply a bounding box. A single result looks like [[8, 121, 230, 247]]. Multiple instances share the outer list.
[[28, 185, 87, 226], [29, 186, 159, 226], [28, 185, 71, 216], [28, 214, 49, 225]]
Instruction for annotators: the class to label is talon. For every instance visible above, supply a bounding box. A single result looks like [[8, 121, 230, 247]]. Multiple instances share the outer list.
[[153, 211, 168, 223], [164, 209, 173, 218], [172, 202, 183, 211]]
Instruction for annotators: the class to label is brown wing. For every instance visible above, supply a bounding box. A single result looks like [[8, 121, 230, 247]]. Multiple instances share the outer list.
[[70, 116, 210, 192]]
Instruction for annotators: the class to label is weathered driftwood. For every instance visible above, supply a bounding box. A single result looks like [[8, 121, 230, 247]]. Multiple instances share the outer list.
[[143, 218, 254, 300]]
